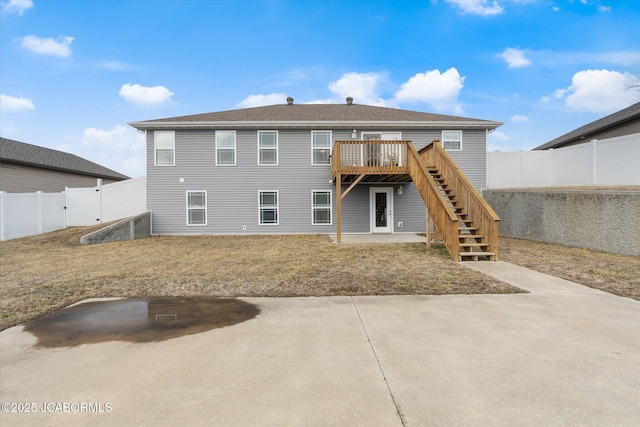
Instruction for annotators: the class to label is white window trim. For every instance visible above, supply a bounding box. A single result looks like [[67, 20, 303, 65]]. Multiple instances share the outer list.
[[257, 130, 279, 166], [442, 130, 463, 151], [186, 190, 207, 226], [311, 190, 332, 225], [361, 132, 402, 141], [258, 190, 279, 226], [311, 130, 332, 166], [154, 130, 175, 166], [216, 130, 236, 166]]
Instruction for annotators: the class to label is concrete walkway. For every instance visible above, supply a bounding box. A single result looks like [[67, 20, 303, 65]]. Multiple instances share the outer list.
[[1, 263, 639, 426]]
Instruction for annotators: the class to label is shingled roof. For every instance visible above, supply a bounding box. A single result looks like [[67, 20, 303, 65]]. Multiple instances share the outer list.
[[534, 102, 640, 150], [129, 101, 502, 130], [0, 137, 130, 181]]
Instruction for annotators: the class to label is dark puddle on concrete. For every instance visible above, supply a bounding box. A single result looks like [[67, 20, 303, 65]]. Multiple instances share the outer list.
[[24, 298, 260, 348]]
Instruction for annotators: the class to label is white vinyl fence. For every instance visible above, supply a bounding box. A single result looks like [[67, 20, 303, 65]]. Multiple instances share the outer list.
[[1, 177, 146, 241], [0, 191, 66, 241], [487, 133, 640, 189]]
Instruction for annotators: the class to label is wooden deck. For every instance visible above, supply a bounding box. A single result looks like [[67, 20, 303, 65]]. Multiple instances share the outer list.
[[331, 140, 413, 183]]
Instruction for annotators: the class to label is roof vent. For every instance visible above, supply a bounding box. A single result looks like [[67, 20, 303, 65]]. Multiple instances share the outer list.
[[286, 97, 294, 105], [346, 97, 353, 105]]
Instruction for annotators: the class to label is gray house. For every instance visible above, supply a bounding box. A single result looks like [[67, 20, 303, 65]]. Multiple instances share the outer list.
[[0, 137, 129, 192], [534, 101, 640, 150], [129, 98, 502, 260]]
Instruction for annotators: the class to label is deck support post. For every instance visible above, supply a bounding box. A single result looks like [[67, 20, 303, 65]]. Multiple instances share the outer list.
[[336, 173, 342, 243], [426, 208, 431, 250]]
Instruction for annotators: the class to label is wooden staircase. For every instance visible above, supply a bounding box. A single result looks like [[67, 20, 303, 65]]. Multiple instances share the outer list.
[[407, 141, 500, 261], [330, 139, 499, 261]]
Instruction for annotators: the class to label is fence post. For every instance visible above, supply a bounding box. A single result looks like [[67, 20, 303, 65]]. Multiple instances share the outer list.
[[96, 179, 103, 224], [61, 191, 67, 229], [0, 191, 6, 241]]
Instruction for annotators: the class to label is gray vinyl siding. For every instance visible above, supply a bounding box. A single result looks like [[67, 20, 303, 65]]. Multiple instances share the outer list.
[[147, 127, 486, 235], [403, 128, 487, 189], [0, 162, 118, 192]]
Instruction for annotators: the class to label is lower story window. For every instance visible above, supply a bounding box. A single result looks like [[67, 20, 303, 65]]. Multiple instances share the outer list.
[[259, 191, 279, 225], [187, 191, 207, 225], [312, 190, 332, 225]]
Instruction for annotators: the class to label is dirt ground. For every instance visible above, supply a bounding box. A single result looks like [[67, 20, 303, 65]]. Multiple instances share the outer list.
[[1, 226, 637, 330]]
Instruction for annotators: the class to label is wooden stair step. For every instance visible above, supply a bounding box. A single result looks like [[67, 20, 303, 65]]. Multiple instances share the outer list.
[[459, 234, 485, 240], [460, 242, 489, 247], [460, 252, 496, 260]]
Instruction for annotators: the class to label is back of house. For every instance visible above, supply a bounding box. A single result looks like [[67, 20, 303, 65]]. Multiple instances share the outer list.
[[129, 98, 501, 237]]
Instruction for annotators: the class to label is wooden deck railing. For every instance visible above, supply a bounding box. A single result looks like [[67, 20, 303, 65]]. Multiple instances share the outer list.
[[332, 140, 409, 179], [406, 144, 460, 261], [419, 141, 500, 260]]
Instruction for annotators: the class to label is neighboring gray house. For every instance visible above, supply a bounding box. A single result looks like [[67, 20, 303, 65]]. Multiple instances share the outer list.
[[534, 101, 640, 150], [0, 137, 129, 192], [129, 98, 501, 254]]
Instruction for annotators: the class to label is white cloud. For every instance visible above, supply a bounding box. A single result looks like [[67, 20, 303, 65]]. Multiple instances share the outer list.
[[237, 93, 288, 108], [328, 72, 387, 106], [2, 0, 33, 15], [490, 131, 511, 141], [82, 125, 145, 151], [80, 125, 146, 177], [394, 68, 465, 113], [0, 93, 35, 112], [511, 115, 528, 122], [446, 0, 504, 16], [20, 35, 74, 58], [598, 5, 611, 12], [554, 69, 639, 113], [497, 47, 532, 68], [237, 69, 467, 115], [119, 83, 174, 107]]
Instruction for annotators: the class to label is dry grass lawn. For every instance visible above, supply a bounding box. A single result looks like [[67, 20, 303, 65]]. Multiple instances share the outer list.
[[1, 226, 519, 330], [500, 237, 640, 301], [2, 227, 637, 331]]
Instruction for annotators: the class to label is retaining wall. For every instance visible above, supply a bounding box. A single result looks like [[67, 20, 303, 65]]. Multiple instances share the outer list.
[[482, 188, 640, 256], [80, 211, 151, 245]]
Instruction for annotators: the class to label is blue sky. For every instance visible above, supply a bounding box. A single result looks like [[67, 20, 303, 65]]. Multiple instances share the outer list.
[[1, 0, 639, 178]]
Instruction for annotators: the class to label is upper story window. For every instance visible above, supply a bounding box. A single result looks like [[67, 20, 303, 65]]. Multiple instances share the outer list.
[[258, 131, 278, 165], [312, 131, 332, 165], [186, 191, 207, 226], [442, 130, 462, 150], [155, 131, 175, 166], [216, 130, 236, 165]]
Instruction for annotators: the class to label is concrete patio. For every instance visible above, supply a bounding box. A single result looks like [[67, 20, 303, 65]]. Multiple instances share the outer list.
[[1, 262, 638, 426]]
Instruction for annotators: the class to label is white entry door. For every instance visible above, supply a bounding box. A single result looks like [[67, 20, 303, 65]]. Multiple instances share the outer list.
[[370, 188, 393, 233]]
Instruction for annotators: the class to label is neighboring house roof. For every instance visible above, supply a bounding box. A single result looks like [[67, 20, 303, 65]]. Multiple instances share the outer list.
[[534, 102, 640, 150], [0, 137, 130, 181], [129, 99, 503, 130]]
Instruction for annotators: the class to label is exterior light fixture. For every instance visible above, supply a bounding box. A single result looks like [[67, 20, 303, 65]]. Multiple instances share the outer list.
[[352, 129, 357, 139], [397, 186, 403, 195]]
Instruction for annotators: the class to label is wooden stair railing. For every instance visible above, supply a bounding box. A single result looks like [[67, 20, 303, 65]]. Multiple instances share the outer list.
[[419, 141, 500, 261], [406, 144, 460, 261]]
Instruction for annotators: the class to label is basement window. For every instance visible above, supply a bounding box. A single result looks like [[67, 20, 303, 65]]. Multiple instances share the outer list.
[[312, 191, 332, 225], [259, 191, 279, 225], [186, 191, 207, 226]]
